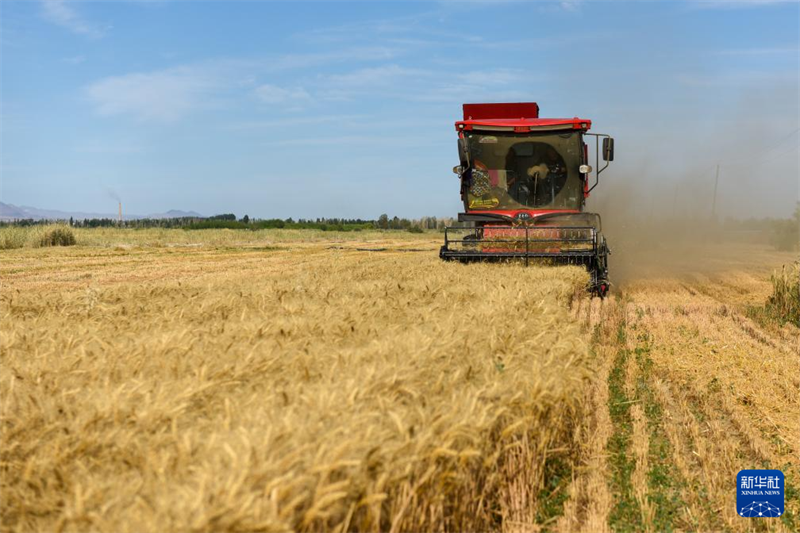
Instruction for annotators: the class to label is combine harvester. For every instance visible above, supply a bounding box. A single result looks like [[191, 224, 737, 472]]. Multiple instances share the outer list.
[[440, 102, 615, 296]]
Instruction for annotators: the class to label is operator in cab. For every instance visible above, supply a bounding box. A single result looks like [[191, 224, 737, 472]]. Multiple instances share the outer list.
[[506, 143, 567, 207]]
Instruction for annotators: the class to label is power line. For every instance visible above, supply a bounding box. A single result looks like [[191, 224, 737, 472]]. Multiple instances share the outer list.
[[721, 127, 800, 165], [682, 127, 800, 182], [764, 141, 799, 161]]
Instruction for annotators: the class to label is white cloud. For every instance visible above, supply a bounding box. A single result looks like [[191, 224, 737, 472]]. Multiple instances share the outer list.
[[41, 0, 105, 38], [265, 47, 398, 70], [253, 84, 311, 105], [82, 56, 532, 123], [83, 56, 328, 122], [317, 64, 432, 101], [225, 115, 367, 131], [455, 68, 527, 86], [315, 63, 531, 103], [298, 15, 483, 46], [326, 64, 425, 87], [559, 0, 582, 11], [86, 67, 218, 123]]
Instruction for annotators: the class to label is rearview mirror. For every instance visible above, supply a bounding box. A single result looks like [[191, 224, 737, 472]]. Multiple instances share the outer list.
[[457, 137, 467, 163], [602, 137, 615, 162]]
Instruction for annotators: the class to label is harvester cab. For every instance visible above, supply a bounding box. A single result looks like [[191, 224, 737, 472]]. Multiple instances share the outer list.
[[439, 102, 614, 296]]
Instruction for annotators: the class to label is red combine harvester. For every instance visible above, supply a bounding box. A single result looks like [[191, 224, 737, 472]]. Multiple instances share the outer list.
[[439, 102, 614, 296]]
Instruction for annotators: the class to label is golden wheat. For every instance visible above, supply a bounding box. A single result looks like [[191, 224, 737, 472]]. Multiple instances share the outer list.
[[0, 225, 437, 250], [1, 236, 590, 532], [768, 262, 800, 326]]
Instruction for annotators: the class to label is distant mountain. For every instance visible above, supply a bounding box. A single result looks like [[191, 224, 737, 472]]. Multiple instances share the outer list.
[[0, 202, 115, 221], [0, 202, 30, 219], [147, 209, 204, 219], [0, 202, 204, 221]]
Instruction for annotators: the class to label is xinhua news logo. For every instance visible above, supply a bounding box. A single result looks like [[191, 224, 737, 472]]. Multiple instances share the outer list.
[[737, 469, 784, 518]]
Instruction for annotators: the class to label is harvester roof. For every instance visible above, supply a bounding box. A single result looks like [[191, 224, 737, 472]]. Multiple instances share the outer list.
[[456, 102, 591, 133]]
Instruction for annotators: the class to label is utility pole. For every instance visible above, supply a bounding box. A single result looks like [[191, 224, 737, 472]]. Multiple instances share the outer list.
[[672, 183, 678, 219], [650, 191, 657, 224], [711, 164, 720, 220]]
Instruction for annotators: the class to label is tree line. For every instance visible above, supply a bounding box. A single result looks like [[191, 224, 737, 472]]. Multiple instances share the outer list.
[[0, 214, 463, 232]]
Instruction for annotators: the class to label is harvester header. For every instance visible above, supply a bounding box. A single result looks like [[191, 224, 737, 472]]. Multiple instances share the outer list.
[[440, 101, 615, 296]]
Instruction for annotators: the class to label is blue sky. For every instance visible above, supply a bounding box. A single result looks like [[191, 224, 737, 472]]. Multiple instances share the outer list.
[[1, 0, 798, 219]]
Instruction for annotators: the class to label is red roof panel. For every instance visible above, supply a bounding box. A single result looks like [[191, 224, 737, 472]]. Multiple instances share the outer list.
[[462, 102, 540, 120]]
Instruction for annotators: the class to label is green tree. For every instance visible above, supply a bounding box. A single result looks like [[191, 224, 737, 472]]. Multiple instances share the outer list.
[[770, 202, 800, 251], [377, 214, 389, 230], [795, 203, 799, 224]]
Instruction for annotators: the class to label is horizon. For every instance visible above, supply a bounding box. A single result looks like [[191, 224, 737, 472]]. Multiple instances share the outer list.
[[2, 0, 799, 219], [1, 198, 796, 224]]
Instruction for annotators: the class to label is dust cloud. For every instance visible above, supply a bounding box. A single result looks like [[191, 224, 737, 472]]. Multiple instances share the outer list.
[[580, 79, 800, 286], [585, 126, 799, 286]]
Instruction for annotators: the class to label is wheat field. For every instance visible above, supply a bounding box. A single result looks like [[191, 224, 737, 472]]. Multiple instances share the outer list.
[[1, 230, 590, 532], [2, 229, 798, 533]]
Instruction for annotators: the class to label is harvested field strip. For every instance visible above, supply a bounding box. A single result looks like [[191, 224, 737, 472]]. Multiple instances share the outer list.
[[554, 297, 617, 533], [553, 346, 614, 533], [568, 282, 797, 533], [579, 344, 615, 533], [627, 279, 799, 460], [534, 450, 573, 529], [603, 306, 686, 533], [623, 279, 799, 532], [649, 378, 718, 531], [628, 327, 685, 533], [652, 368, 784, 532], [606, 331, 641, 533], [553, 251, 797, 533], [1, 244, 591, 533]]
